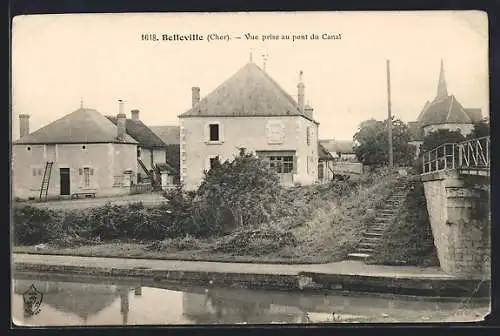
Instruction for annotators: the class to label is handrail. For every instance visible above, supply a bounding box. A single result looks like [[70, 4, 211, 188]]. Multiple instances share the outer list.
[[422, 136, 490, 174]]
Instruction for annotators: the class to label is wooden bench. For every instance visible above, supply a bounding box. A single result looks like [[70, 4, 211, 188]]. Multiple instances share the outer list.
[[71, 192, 96, 199]]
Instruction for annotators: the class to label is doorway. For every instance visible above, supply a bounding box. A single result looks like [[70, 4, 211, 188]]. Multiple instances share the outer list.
[[60, 168, 70, 195]]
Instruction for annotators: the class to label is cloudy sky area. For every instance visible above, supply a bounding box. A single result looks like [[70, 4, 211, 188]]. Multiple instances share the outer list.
[[11, 11, 488, 140]]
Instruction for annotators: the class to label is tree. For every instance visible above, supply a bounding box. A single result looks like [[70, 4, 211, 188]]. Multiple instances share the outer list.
[[353, 118, 414, 167], [467, 118, 490, 140], [422, 129, 465, 152], [192, 150, 282, 235]]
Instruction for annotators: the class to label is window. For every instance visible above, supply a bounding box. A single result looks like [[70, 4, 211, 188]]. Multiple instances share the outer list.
[[32, 168, 37, 176], [27, 146, 31, 151], [209, 124, 219, 141], [209, 156, 220, 170], [269, 156, 294, 174], [113, 175, 124, 186], [82, 145, 87, 150], [306, 127, 311, 145], [83, 168, 90, 187]]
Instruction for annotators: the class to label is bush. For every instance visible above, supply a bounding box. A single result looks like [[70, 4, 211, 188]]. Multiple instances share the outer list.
[[13, 206, 63, 245], [192, 150, 282, 235]]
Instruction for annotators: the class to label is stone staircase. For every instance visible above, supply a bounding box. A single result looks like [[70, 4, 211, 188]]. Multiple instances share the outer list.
[[347, 177, 410, 262]]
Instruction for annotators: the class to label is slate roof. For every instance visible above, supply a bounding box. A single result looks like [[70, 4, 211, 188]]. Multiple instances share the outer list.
[[318, 143, 334, 161], [319, 139, 355, 154], [178, 62, 318, 124], [13, 108, 138, 145], [149, 125, 180, 145], [106, 117, 167, 148], [464, 108, 483, 123], [417, 95, 473, 127]]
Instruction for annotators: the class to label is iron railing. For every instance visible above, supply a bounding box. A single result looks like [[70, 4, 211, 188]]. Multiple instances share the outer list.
[[422, 136, 490, 174]]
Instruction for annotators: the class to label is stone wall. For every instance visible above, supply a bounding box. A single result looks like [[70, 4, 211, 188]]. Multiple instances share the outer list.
[[422, 170, 490, 278]]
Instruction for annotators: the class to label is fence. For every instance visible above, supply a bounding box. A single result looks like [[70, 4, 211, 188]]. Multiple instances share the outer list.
[[422, 136, 490, 174], [130, 183, 153, 195]]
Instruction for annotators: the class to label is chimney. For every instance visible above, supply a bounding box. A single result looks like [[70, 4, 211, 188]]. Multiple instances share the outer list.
[[117, 100, 126, 140], [19, 114, 30, 138], [131, 109, 140, 121], [304, 103, 314, 118], [192, 87, 200, 108], [297, 71, 305, 113]]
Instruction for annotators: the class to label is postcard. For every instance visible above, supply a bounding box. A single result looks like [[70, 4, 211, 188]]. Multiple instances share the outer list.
[[11, 11, 490, 326]]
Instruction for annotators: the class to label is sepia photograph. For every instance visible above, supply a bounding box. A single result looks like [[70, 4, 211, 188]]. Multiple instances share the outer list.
[[10, 11, 490, 326]]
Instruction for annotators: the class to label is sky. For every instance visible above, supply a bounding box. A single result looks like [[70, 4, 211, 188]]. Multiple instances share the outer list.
[[11, 11, 489, 141]]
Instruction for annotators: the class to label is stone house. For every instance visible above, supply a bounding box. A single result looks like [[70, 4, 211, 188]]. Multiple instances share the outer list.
[[408, 60, 483, 157], [319, 139, 356, 161], [317, 143, 334, 182], [149, 125, 181, 188], [178, 61, 320, 191], [12, 101, 169, 200], [105, 109, 169, 188]]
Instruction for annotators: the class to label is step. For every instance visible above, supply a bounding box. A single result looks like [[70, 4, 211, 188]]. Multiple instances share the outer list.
[[347, 253, 371, 261], [359, 242, 379, 249], [374, 217, 393, 222], [363, 232, 383, 237], [362, 235, 382, 241], [367, 227, 387, 232], [357, 248, 374, 253]]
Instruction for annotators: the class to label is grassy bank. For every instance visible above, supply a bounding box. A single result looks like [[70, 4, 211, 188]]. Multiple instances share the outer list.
[[12, 171, 400, 264], [368, 179, 440, 267]]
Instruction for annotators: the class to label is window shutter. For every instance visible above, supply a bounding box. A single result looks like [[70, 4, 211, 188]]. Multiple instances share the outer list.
[[32, 168, 37, 176], [90, 168, 94, 175], [293, 156, 298, 174], [79, 168, 83, 175], [219, 123, 224, 142]]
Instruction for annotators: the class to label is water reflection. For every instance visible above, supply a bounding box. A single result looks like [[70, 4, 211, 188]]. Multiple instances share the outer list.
[[12, 275, 489, 326]]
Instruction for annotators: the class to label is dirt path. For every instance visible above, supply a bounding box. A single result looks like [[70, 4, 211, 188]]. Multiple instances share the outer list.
[[16, 193, 167, 210]]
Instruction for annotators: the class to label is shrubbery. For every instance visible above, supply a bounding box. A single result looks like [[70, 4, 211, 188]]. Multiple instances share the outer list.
[[14, 201, 183, 246], [192, 150, 282, 233], [13, 151, 393, 259]]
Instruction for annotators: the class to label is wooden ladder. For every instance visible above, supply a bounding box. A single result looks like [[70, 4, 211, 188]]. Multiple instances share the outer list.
[[137, 159, 156, 185], [39, 161, 54, 202]]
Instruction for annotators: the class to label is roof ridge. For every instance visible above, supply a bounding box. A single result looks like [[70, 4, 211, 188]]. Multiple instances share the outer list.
[[178, 62, 317, 123]]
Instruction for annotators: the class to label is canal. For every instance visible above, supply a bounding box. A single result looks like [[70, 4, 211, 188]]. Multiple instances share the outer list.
[[12, 273, 489, 326]]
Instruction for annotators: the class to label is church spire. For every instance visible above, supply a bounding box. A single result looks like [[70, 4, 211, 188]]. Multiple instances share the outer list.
[[436, 59, 448, 99]]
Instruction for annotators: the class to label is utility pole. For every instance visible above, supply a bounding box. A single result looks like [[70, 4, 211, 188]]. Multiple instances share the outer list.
[[386, 59, 394, 168]]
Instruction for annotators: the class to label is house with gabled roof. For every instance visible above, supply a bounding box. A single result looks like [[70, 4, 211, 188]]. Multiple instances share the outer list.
[[317, 143, 334, 182], [12, 101, 149, 200], [408, 60, 483, 157], [318, 139, 356, 161], [178, 61, 320, 190], [148, 125, 181, 186], [105, 109, 170, 188]]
